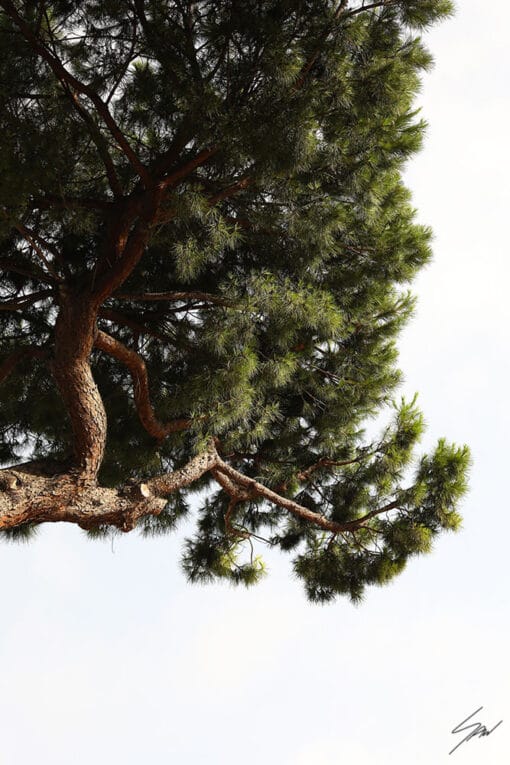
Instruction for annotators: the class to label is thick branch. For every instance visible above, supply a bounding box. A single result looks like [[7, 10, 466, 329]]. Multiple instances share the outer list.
[[0, 446, 220, 532], [0, 462, 166, 532], [0, 441, 400, 536], [95, 329, 191, 441], [91, 211, 154, 303], [145, 442, 220, 497]]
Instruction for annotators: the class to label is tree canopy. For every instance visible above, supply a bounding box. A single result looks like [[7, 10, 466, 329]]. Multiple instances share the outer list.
[[0, 0, 469, 602]]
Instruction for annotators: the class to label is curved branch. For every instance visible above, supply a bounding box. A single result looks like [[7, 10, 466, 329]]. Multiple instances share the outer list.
[[213, 461, 345, 533], [213, 457, 400, 534], [148, 445, 400, 535], [91, 210, 155, 303], [211, 467, 253, 502], [94, 329, 191, 441]]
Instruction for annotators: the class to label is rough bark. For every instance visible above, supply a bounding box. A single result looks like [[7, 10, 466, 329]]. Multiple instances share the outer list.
[[0, 438, 398, 535], [0, 445, 220, 532], [51, 288, 107, 481], [0, 460, 166, 532]]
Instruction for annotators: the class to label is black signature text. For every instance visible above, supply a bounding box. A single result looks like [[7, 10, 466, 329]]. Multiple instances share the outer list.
[[449, 706, 503, 755]]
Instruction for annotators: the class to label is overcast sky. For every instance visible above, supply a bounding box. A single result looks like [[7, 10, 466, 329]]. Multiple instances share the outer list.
[[1, 2, 508, 763]]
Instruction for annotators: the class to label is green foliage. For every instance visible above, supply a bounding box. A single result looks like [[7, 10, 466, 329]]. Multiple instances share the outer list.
[[0, 1, 468, 602], [0, 522, 39, 544]]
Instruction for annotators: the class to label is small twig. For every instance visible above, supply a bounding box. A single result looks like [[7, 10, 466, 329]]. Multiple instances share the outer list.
[[0, 289, 52, 311], [14, 223, 63, 281]]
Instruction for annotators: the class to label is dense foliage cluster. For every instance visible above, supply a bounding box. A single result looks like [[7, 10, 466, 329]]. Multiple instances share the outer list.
[[0, 0, 468, 602]]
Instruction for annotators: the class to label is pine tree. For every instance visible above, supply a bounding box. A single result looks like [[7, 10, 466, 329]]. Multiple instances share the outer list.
[[0, 0, 468, 602]]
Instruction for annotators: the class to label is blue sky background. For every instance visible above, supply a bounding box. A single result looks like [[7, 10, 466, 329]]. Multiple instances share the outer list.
[[1, 2, 508, 762]]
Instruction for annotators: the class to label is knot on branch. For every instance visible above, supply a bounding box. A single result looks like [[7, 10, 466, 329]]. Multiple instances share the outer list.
[[212, 467, 259, 540], [122, 481, 152, 500], [0, 471, 20, 492], [212, 467, 256, 503]]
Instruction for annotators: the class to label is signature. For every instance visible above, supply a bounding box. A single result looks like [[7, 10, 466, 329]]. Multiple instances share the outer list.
[[449, 706, 503, 755]]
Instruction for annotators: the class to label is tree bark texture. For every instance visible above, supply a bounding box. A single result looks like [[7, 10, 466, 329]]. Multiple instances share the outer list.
[[0, 446, 220, 532], [51, 288, 107, 482], [0, 440, 388, 535]]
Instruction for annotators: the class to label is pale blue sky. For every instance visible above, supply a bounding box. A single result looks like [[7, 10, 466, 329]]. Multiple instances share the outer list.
[[1, 2, 508, 763]]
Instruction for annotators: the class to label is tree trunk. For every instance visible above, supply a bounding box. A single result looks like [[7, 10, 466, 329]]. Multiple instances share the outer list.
[[51, 287, 107, 482]]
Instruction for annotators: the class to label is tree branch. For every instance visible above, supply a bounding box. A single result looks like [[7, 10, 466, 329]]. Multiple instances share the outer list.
[[98, 307, 170, 343], [0, 0, 151, 187], [0, 256, 56, 286], [296, 455, 365, 481], [206, 176, 253, 206], [158, 147, 219, 191], [113, 290, 230, 306], [346, 1, 399, 19], [94, 329, 191, 441], [91, 209, 155, 303], [213, 456, 400, 534], [0, 440, 401, 536], [293, 0, 349, 90], [13, 222, 63, 281], [145, 441, 220, 497], [0, 444, 220, 531], [0, 289, 52, 312], [63, 86, 124, 197]]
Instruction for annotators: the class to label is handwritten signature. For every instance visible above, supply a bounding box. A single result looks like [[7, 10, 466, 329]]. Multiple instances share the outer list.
[[449, 706, 503, 755]]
